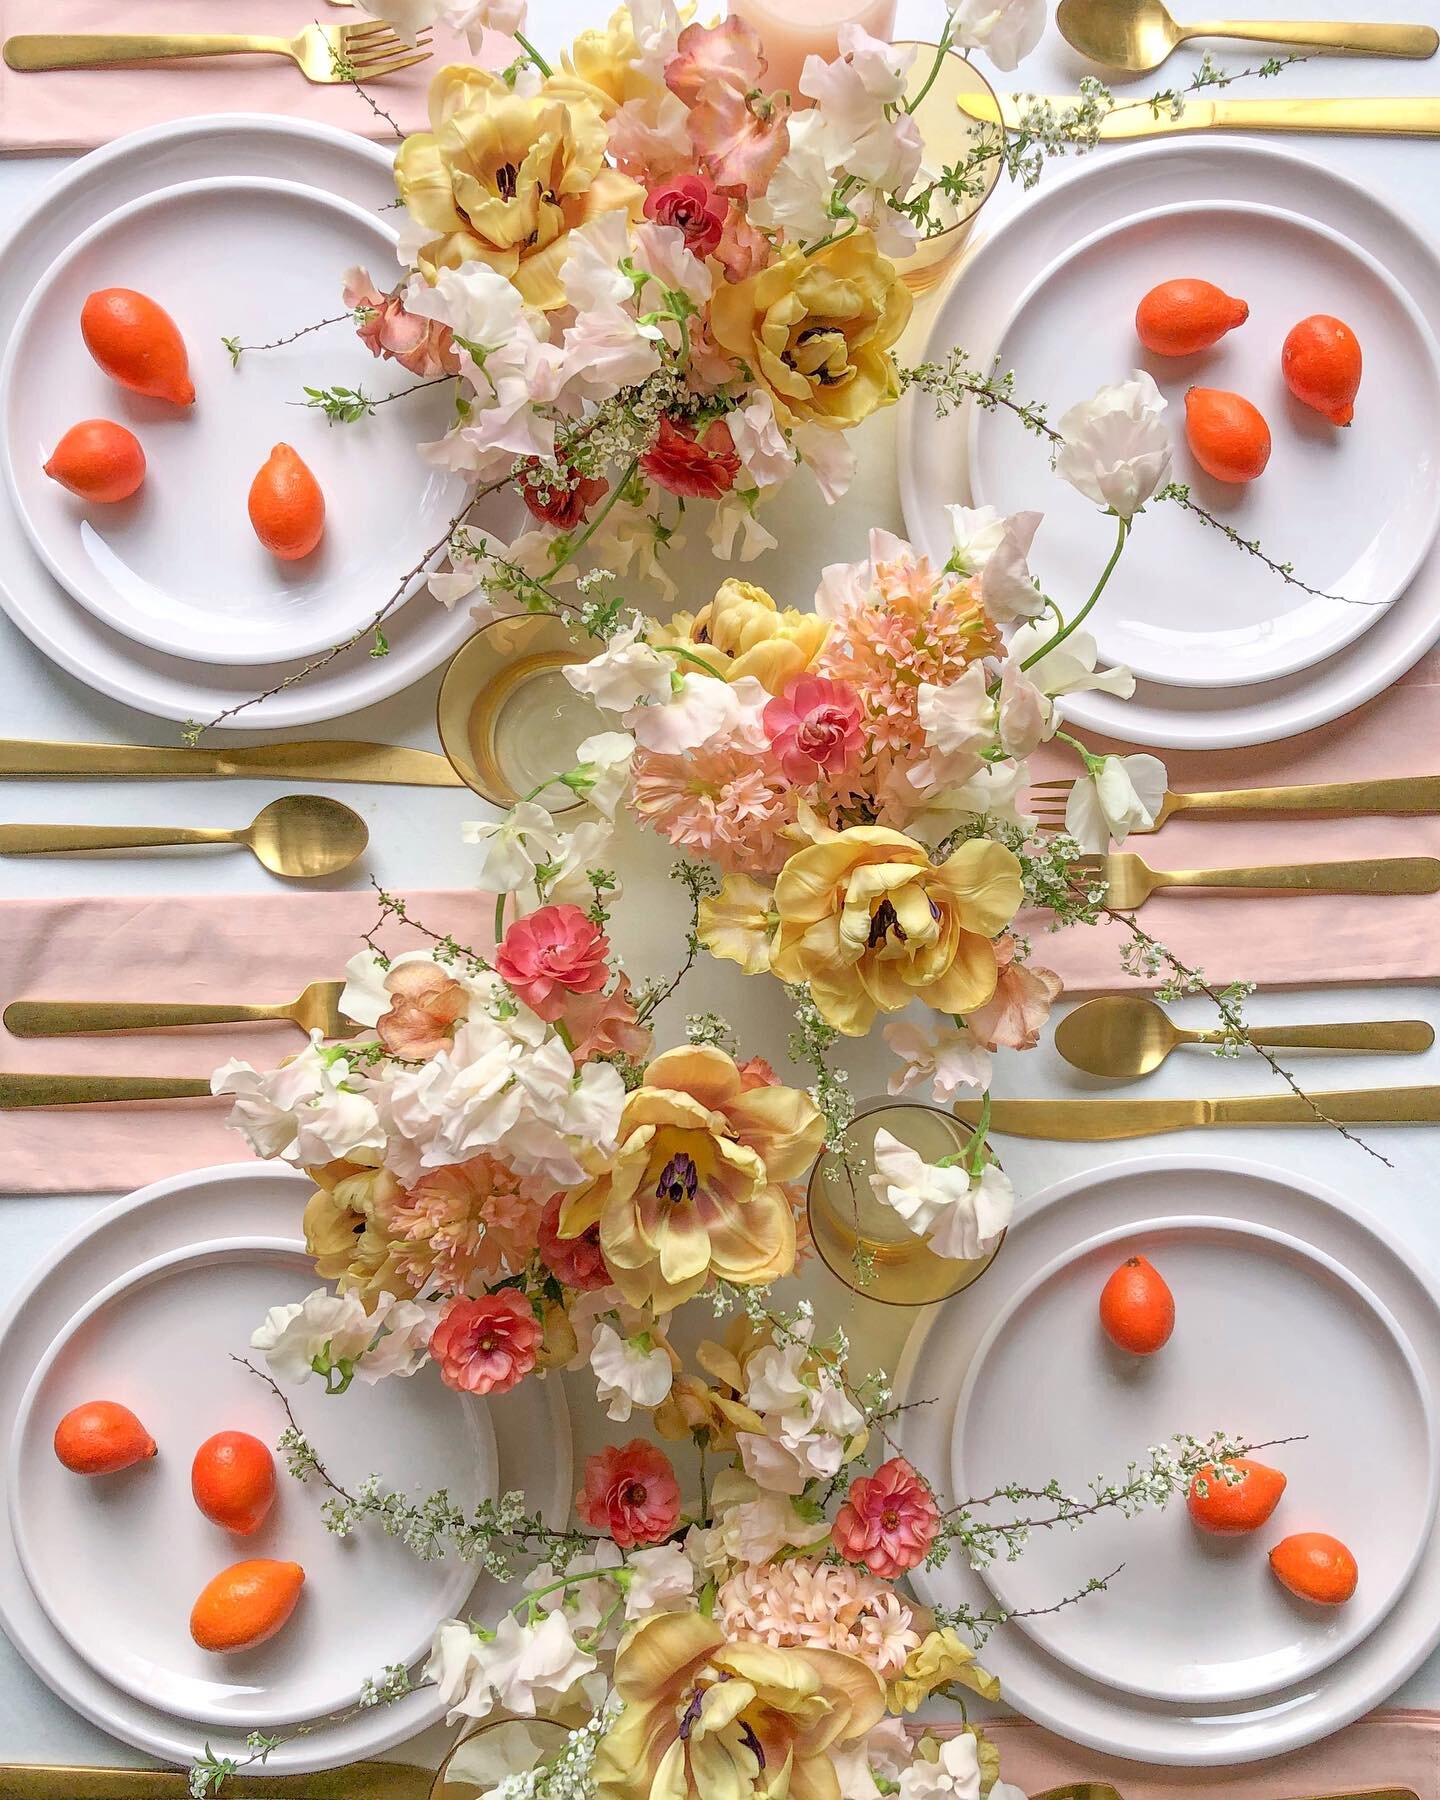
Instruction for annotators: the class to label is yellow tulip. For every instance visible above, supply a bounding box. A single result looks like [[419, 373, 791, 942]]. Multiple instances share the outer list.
[[697, 873, 776, 977], [888, 1628, 1000, 1713]]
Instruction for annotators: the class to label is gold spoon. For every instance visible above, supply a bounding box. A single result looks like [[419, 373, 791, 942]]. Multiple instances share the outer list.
[[1056, 993, 1434, 1078], [0, 794, 368, 878], [1056, 0, 1437, 74]]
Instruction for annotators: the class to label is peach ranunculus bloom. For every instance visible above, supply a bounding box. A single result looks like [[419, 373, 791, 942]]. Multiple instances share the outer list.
[[555, 1045, 823, 1312], [593, 1611, 886, 1800]]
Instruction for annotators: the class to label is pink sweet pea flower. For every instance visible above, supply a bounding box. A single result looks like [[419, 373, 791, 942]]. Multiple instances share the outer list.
[[832, 1456, 941, 1578], [558, 973, 653, 1062], [377, 962, 469, 1060], [343, 267, 459, 379], [643, 172, 727, 259], [665, 15, 767, 105], [537, 1192, 612, 1291], [430, 1290, 542, 1396], [640, 416, 741, 500], [966, 933, 1063, 1052], [576, 1439, 682, 1548], [665, 17, 791, 197], [494, 904, 609, 1021], [762, 675, 864, 783]]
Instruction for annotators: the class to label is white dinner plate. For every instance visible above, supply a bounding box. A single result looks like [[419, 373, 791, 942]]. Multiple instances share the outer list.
[[10, 1235, 495, 1730], [0, 1165, 572, 1771], [896, 1155, 1440, 1764], [0, 115, 513, 729], [899, 142, 1440, 748], [967, 201, 1440, 689], [2, 176, 467, 667], [952, 1215, 1436, 1705]]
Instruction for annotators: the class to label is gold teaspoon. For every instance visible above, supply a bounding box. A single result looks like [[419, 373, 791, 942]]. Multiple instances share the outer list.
[[1056, 0, 1437, 74], [0, 794, 368, 879], [1056, 994, 1434, 1078]]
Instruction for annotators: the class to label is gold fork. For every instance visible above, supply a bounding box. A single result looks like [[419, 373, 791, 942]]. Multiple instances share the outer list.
[[1082, 849, 1440, 908], [1029, 774, 1440, 835], [3, 19, 431, 82]]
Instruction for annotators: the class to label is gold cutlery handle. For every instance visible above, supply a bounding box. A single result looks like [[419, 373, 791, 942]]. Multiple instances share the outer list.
[[1159, 856, 1440, 895], [1211, 1085, 1440, 1126], [0, 823, 236, 854], [4, 1000, 290, 1036], [0, 1074, 215, 1108], [0, 1761, 434, 1798], [1186, 18, 1438, 56], [3, 33, 286, 70], [1175, 775, 1440, 818], [1187, 1020, 1435, 1053]]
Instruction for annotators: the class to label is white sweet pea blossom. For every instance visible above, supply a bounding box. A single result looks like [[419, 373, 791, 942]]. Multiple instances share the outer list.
[[545, 819, 622, 907], [375, 0, 526, 48], [1056, 372, 1172, 521], [628, 671, 741, 754], [565, 616, 674, 713], [870, 1129, 1013, 1261], [690, 1469, 833, 1571], [736, 1328, 865, 1495], [949, 0, 1045, 70], [212, 1033, 383, 1166], [565, 732, 635, 818], [800, 29, 923, 188], [462, 801, 563, 894], [749, 111, 834, 243], [897, 1733, 984, 1800], [624, 1544, 696, 1620], [883, 1019, 993, 1101], [708, 493, 779, 561], [793, 420, 856, 503], [729, 392, 796, 490], [832, 1718, 916, 1800], [1065, 751, 1168, 851], [589, 1322, 674, 1422], [251, 1288, 436, 1387], [916, 666, 994, 769], [424, 1613, 596, 1723], [946, 503, 1044, 621], [1006, 619, 1137, 723], [632, 220, 712, 311]]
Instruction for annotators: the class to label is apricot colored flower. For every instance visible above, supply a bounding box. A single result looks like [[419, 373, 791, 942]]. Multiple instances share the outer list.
[[662, 579, 830, 693], [767, 826, 1024, 1036], [665, 17, 792, 197], [594, 1611, 886, 1800], [640, 416, 741, 499], [556, 1045, 822, 1312], [558, 973, 652, 1062], [576, 1438, 681, 1547], [763, 675, 863, 783], [494, 903, 609, 1021], [430, 1289, 542, 1395], [377, 960, 469, 1060], [537, 1191, 612, 1290], [389, 1152, 550, 1292], [631, 734, 794, 876], [965, 933, 1063, 1052], [709, 234, 911, 430], [832, 1456, 940, 1578], [344, 268, 459, 378], [303, 1163, 409, 1297], [395, 66, 641, 307]]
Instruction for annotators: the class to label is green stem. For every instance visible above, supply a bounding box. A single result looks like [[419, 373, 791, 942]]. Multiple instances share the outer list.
[[514, 30, 553, 76], [557, 457, 638, 571], [902, 21, 954, 115], [1021, 517, 1128, 671], [494, 891, 507, 945]]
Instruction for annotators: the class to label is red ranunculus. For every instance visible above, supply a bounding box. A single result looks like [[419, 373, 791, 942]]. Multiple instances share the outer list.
[[576, 1438, 681, 1547], [494, 904, 609, 1021], [832, 1456, 941, 1578], [519, 464, 609, 531], [643, 172, 727, 259], [537, 1192, 612, 1291], [640, 416, 740, 500], [430, 1290, 542, 1396]]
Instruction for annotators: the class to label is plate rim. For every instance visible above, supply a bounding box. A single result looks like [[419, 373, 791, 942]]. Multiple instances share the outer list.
[[962, 196, 1440, 690], [0, 171, 464, 669], [948, 1208, 1439, 1705]]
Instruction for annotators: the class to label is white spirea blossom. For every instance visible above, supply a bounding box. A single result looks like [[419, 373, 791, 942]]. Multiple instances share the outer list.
[[212, 1032, 383, 1166]]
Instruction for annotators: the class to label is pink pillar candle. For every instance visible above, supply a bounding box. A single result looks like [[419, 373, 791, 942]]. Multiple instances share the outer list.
[[730, 0, 899, 98]]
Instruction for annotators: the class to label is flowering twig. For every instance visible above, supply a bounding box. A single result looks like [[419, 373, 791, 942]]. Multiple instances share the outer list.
[[297, 375, 457, 425], [327, 44, 403, 136], [934, 1565, 1125, 1647], [1157, 482, 1361, 604]]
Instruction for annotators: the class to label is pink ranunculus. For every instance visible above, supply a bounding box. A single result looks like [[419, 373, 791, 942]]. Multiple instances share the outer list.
[[558, 973, 653, 1063], [430, 1290, 542, 1396], [965, 933, 1063, 1052], [537, 1192, 612, 1291], [576, 1438, 682, 1548], [664, 15, 767, 106], [640, 416, 741, 500], [493, 904, 610, 1021], [644, 172, 727, 259], [519, 463, 609, 531], [832, 1457, 941, 1579], [377, 961, 470, 1060], [343, 267, 459, 379], [762, 675, 864, 783]]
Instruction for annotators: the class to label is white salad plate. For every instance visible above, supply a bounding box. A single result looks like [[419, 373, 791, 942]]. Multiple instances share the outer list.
[[9, 1234, 495, 1731], [966, 201, 1440, 690], [0, 116, 509, 729], [952, 1214, 1437, 1706], [896, 1155, 1440, 1764], [899, 141, 1440, 748], [1, 175, 467, 668], [0, 1165, 572, 1771]]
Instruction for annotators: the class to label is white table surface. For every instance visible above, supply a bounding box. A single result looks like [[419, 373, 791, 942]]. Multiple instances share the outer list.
[[4, 0, 1440, 1774]]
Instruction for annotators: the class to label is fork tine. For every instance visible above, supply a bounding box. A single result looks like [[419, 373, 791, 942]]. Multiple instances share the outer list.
[[348, 47, 432, 76], [1027, 779, 1077, 792], [341, 22, 432, 52]]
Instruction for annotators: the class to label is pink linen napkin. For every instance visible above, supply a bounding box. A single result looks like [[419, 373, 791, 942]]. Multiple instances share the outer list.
[[0, 1, 487, 154], [0, 887, 493, 1197], [958, 1706, 1440, 1794], [1029, 648, 1440, 994]]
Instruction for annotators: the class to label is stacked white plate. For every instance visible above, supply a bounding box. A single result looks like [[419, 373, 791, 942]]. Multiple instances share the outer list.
[[899, 141, 1440, 748], [0, 116, 512, 728], [895, 1155, 1440, 1762], [0, 1164, 572, 1770]]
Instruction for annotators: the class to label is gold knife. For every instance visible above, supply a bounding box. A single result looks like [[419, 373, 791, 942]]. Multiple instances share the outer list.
[[0, 1762, 433, 1798], [957, 90, 1440, 137], [954, 1086, 1440, 1140], [0, 738, 464, 786]]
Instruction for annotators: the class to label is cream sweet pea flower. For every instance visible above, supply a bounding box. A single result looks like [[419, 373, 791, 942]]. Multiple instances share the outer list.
[[1056, 372, 1172, 521], [950, 0, 1044, 68], [212, 1033, 383, 1166], [693, 1469, 834, 1569], [1007, 619, 1137, 720], [589, 1322, 674, 1422], [627, 670, 737, 753], [883, 1019, 993, 1101], [1065, 751, 1168, 850], [376, 0, 526, 48], [567, 732, 634, 818], [736, 1327, 866, 1494], [749, 110, 833, 242], [425, 1613, 597, 1723], [462, 801, 563, 893], [545, 819, 622, 907], [898, 1733, 984, 1800], [251, 1288, 436, 1386], [800, 28, 921, 187], [729, 391, 796, 490], [564, 615, 673, 713], [945, 503, 1044, 620], [870, 1129, 1012, 1260], [624, 1543, 696, 1619], [911, 666, 994, 793]]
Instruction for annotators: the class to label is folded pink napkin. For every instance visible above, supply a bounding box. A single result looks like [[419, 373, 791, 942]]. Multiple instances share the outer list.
[[962, 1705, 1440, 1794], [1028, 648, 1440, 994], [0, 1, 486, 153], [0, 888, 492, 1197]]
